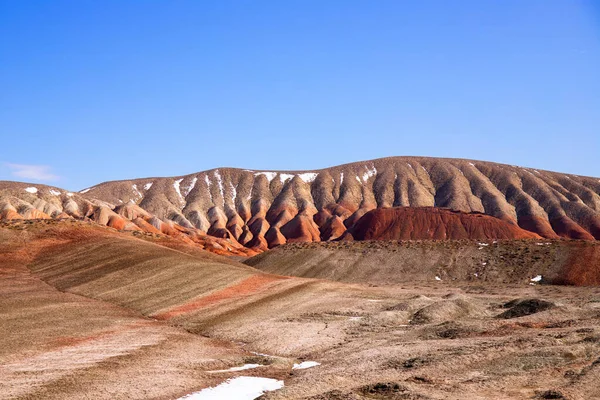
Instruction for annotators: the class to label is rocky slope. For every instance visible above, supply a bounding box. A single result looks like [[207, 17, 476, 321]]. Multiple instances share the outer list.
[[78, 157, 600, 247], [0, 181, 256, 256]]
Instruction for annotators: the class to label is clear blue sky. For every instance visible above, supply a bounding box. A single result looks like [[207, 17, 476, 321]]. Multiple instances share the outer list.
[[1, 1, 599, 190]]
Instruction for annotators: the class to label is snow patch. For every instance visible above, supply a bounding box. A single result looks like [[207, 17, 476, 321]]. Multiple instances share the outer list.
[[298, 172, 318, 183], [340, 172, 344, 183], [292, 361, 320, 370], [182, 177, 198, 196], [66, 192, 74, 197], [279, 173, 294, 183], [531, 275, 543, 282], [435, 276, 442, 281], [144, 182, 153, 190], [407, 163, 414, 171], [349, 316, 363, 321], [362, 165, 377, 182], [254, 172, 277, 182], [469, 162, 475, 167], [24, 187, 38, 194], [208, 364, 262, 373], [214, 170, 224, 201], [177, 376, 284, 400], [79, 188, 91, 194], [132, 184, 142, 198], [49, 189, 61, 196], [230, 181, 237, 204], [173, 179, 184, 199]]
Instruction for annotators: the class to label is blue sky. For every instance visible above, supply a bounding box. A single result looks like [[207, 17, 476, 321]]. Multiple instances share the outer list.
[[1, 1, 599, 191]]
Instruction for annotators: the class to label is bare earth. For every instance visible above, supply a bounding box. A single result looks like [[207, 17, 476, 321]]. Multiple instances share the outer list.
[[1, 220, 599, 399]]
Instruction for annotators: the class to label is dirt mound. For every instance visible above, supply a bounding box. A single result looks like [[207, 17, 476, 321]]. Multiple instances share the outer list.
[[498, 299, 555, 319], [342, 207, 541, 241], [411, 295, 489, 324]]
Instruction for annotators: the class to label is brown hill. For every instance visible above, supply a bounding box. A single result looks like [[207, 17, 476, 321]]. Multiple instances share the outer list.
[[0, 181, 255, 257], [78, 157, 600, 246], [341, 207, 541, 241], [245, 239, 600, 286]]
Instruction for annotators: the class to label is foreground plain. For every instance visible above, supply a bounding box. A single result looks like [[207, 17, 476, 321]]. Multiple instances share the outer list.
[[1, 220, 599, 399]]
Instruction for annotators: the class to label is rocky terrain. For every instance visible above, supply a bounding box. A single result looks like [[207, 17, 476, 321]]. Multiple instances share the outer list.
[[75, 157, 600, 246], [1, 219, 599, 399], [2, 157, 599, 252]]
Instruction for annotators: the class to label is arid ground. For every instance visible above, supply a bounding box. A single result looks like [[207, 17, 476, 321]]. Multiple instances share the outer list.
[[1, 220, 599, 399]]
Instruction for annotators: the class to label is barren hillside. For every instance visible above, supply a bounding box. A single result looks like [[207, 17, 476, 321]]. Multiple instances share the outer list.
[[79, 157, 600, 247]]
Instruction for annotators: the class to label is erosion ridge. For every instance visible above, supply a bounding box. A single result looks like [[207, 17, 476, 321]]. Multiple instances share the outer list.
[[79, 157, 600, 246], [2, 156, 600, 250]]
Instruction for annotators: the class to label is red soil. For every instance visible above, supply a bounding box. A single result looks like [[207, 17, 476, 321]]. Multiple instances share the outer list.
[[153, 274, 285, 320], [342, 207, 542, 241]]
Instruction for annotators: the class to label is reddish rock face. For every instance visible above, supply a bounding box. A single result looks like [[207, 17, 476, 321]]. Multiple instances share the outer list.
[[343, 207, 542, 241]]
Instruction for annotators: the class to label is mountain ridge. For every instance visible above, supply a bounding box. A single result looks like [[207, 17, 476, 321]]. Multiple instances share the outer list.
[[2, 156, 600, 249]]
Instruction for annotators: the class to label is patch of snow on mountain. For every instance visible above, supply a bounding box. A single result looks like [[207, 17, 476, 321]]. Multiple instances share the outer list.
[[24, 187, 38, 194], [173, 179, 183, 199], [254, 172, 277, 182], [279, 173, 294, 183], [340, 172, 344, 183], [66, 192, 74, 197], [49, 189, 61, 196], [132, 184, 142, 198], [298, 172, 318, 182], [362, 165, 377, 182], [79, 188, 91, 194], [230, 181, 237, 204], [183, 177, 197, 196], [469, 162, 475, 167], [144, 182, 153, 190], [421, 166, 430, 177], [531, 275, 542, 282], [215, 170, 224, 202]]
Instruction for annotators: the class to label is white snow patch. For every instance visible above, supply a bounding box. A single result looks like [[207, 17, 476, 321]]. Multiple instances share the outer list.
[[182, 177, 198, 196], [144, 182, 153, 190], [173, 179, 184, 199], [435, 276, 442, 281], [482, 262, 487, 266], [279, 173, 294, 183], [66, 192, 74, 197], [469, 162, 475, 167], [478, 243, 489, 247], [421, 166, 430, 176], [534, 170, 540, 174], [230, 181, 237, 204], [349, 316, 363, 321], [407, 163, 414, 171], [340, 172, 344, 183], [531, 275, 543, 282], [292, 361, 320, 370], [254, 172, 277, 182], [362, 165, 377, 182], [208, 364, 262, 373], [298, 172, 318, 183], [214, 170, 224, 201], [24, 187, 38, 194], [132, 184, 142, 198], [49, 189, 61, 196], [79, 188, 91, 194], [177, 376, 284, 400], [355, 175, 361, 183]]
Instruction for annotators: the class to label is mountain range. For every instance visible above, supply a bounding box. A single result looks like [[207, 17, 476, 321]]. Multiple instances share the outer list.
[[1, 156, 599, 252]]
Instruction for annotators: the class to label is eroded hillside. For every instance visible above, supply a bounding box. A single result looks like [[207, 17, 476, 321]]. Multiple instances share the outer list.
[[80, 157, 600, 247]]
